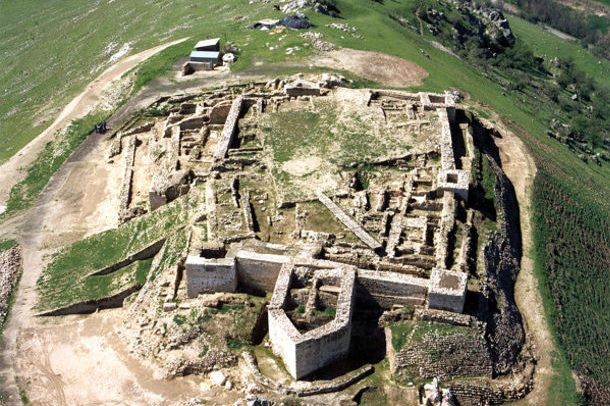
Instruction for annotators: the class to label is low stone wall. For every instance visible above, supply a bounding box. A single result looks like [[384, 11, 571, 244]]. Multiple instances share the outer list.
[[118, 136, 137, 219], [414, 308, 472, 326], [213, 96, 244, 160], [184, 256, 237, 298], [438, 108, 456, 171], [0, 246, 21, 322], [317, 192, 383, 252], [449, 378, 533, 406], [241, 351, 373, 397], [357, 270, 428, 308], [387, 175, 413, 258], [435, 193, 455, 269]]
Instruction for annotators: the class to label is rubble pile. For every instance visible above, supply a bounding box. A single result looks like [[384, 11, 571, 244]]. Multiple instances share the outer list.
[[0, 245, 21, 323]]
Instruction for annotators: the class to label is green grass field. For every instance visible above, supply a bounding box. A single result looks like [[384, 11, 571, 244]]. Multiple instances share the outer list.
[[3, 0, 610, 402], [36, 193, 197, 312], [508, 16, 610, 83]]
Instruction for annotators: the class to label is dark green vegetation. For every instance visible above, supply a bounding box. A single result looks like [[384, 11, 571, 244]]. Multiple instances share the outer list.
[[511, 0, 610, 59], [36, 194, 196, 311], [0, 239, 17, 252], [0, 112, 108, 219], [533, 170, 610, 392], [403, 0, 609, 159]]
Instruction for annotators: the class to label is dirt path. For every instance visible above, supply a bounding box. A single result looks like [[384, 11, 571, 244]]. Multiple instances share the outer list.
[[0, 39, 221, 405], [0, 129, 203, 405], [0, 38, 188, 209], [492, 125, 555, 405]]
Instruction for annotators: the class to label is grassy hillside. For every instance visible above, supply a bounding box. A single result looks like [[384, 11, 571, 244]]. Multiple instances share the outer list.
[[3, 0, 610, 403], [0, 0, 291, 163], [508, 15, 610, 82]]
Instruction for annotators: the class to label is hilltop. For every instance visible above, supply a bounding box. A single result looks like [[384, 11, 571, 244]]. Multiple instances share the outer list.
[[0, 0, 608, 405]]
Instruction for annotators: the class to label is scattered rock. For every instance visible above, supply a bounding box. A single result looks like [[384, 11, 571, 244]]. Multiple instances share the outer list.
[[210, 370, 227, 386], [300, 31, 335, 51], [223, 53, 236, 64], [279, 14, 312, 30]]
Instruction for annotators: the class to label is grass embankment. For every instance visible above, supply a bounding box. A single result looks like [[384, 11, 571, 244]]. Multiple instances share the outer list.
[[390, 320, 470, 352], [36, 194, 196, 312]]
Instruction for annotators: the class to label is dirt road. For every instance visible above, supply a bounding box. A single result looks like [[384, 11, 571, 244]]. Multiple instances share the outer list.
[[492, 124, 556, 405], [0, 38, 188, 208], [0, 129, 204, 405]]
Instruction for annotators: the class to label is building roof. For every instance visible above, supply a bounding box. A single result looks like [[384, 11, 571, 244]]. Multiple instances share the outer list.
[[190, 51, 220, 59], [195, 38, 220, 49]]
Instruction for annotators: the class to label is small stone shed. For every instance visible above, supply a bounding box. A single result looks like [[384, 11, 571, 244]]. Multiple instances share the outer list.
[[194, 38, 220, 52], [189, 50, 221, 65]]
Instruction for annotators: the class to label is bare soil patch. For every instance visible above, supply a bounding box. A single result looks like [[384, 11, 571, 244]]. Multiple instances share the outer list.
[[315, 48, 428, 87], [0, 90, 199, 405], [281, 156, 323, 177]]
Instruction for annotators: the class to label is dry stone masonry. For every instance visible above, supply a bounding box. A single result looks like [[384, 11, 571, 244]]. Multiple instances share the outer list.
[[107, 76, 528, 401]]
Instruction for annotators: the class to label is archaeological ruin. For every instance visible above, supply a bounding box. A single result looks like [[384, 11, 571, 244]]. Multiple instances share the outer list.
[[97, 74, 532, 403]]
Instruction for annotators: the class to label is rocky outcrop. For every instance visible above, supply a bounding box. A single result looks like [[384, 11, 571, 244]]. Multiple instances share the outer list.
[[0, 245, 21, 323], [473, 117, 525, 376]]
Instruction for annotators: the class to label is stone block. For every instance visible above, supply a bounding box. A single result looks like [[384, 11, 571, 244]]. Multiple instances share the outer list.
[[437, 169, 469, 201], [428, 268, 467, 313], [184, 256, 237, 298]]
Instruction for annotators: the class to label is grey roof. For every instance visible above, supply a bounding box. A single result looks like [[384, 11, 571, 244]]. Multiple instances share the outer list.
[[195, 38, 220, 49], [190, 51, 220, 59]]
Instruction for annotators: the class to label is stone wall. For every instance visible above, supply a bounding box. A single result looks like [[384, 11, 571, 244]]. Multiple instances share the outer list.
[[118, 135, 137, 221], [268, 265, 356, 379], [184, 256, 237, 298], [0, 246, 21, 323], [427, 268, 467, 313], [393, 331, 493, 380], [437, 108, 469, 201], [357, 270, 428, 308], [213, 96, 244, 160], [435, 193, 455, 269], [234, 250, 292, 293], [317, 192, 383, 252], [474, 121, 525, 376]]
